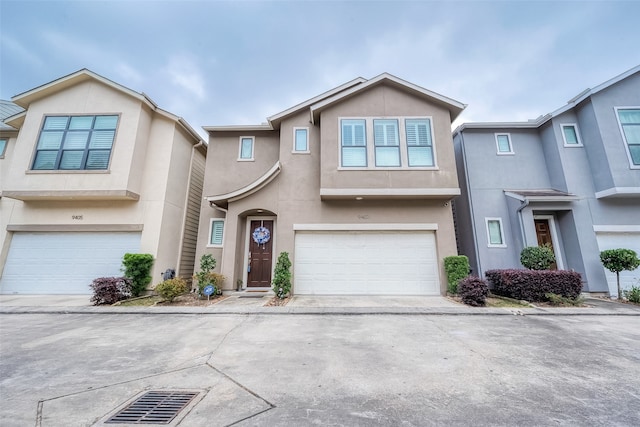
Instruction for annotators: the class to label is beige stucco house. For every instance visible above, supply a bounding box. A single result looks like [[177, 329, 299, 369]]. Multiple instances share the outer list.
[[0, 70, 206, 294], [196, 73, 466, 295]]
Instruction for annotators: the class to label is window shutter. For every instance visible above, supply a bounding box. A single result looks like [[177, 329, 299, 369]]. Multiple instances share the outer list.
[[211, 221, 224, 245]]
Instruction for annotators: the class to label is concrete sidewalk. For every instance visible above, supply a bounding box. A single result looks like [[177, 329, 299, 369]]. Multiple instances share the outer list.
[[1, 293, 639, 315]]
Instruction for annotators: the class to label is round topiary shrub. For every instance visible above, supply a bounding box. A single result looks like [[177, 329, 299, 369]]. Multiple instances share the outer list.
[[458, 276, 489, 307], [520, 245, 555, 270], [155, 277, 189, 302]]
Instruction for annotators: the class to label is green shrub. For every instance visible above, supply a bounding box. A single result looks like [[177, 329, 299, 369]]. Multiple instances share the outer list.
[[90, 277, 133, 305], [193, 254, 224, 296], [458, 276, 489, 307], [600, 249, 640, 299], [155, 278, 189, 302], [122, 253, 154, 297], [272, 252, 292, 299], [520, 245, 555, 270], [444, 255, 470, 294], [545, 292, 584, 306], [623, 285, 640, 304]]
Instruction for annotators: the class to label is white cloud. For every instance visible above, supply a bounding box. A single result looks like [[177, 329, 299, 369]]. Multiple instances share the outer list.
[[163, 56, 206, 100], [0, 35, 44, 67]]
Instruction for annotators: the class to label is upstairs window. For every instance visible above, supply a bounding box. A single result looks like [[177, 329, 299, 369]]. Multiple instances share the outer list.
[[0, 139, 7, 158], [405, 118, 434, 166], [293, 127, 309, 153], [561, 124, 582, 146], [617, 108, 640, 166], [495, 133, 513, 155], [373, 119, 400, 167], [341, 119, 367, 167], [32, 115, 118, 170], [238, 136, 254, 161]]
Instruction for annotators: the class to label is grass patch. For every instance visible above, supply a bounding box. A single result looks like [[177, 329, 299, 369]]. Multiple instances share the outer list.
[[486, 295, 532, 308], [114, 295, 163, 306]]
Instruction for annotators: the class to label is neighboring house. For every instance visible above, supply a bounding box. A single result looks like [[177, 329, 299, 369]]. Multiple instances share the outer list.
[[196, 73, 466, 295], [453, 65, 640, 296], [0, 70, 206, 294]]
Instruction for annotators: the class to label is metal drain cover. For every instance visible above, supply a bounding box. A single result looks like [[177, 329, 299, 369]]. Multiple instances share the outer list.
[[105, 390, 199, 424]]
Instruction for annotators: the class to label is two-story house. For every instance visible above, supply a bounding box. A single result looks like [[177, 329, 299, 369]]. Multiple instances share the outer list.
[[196, 73, 466, 295], [0, 70, 206, 294], [453, 65, 640, 296]]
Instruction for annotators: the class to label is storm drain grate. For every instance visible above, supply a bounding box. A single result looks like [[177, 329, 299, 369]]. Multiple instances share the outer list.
[[105, 391, 199, 424]]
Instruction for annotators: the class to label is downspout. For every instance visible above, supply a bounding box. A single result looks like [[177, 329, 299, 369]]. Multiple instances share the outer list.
[[516, 199, 530, 249], [459, 131, 482, 276]]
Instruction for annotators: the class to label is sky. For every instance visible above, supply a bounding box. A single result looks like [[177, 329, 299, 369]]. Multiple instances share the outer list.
[[1, 0, 639, 139]]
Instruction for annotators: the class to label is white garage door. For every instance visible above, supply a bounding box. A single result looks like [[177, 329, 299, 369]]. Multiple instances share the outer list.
[[0, 232, 141, 294], [596, 231, 640, 297], [294, 231, 440, 295]]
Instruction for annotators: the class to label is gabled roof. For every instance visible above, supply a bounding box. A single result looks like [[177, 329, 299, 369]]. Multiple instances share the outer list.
[[0, 100, 23, 131], [205, 73, 467, 133], [455, 64, 640, 134], [7, 69, 205, 146]]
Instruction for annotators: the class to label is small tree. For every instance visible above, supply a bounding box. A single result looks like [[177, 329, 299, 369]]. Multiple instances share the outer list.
[[193, 254, 223, 296], [520, 245, 555, 270], [600, 249, 640, 299], [122, 253, 154, 297], [272, 252, 292, 299], [444, 255, 470, 294]]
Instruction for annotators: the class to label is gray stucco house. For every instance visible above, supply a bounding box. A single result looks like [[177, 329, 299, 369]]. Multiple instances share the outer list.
[[453, 65, 640, 296]]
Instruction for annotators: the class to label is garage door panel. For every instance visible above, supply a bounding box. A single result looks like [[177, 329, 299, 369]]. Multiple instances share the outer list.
[[0, 232, 141, 294], [294, 231, 439, 295]]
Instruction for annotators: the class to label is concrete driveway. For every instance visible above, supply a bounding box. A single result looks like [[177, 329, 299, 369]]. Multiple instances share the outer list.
[[1, 312, 638, 426]]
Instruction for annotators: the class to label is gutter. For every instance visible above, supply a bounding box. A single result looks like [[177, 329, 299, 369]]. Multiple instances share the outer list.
[[516, 199, 530, 249]]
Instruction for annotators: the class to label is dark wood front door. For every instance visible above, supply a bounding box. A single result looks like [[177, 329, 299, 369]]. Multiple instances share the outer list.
[[534, 219, 557, 270], [247, 220, 274, 287]]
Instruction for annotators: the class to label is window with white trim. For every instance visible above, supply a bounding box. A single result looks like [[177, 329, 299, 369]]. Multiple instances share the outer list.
[[405, 118, 434, 166], [32, 115, 118, 170], [561, 124, 582, 146], [374, 119, 400, 166], [293, 127, 309, 153], [340, 117, 436, 169], [0, 139, 7, 158], [208, 219, 225, 246], [238, 137, 254, 161], [341, 119, 367, 167], [616, 108, 640, 166], [485, 218, 506, 247], [495, 133, 513, 154]]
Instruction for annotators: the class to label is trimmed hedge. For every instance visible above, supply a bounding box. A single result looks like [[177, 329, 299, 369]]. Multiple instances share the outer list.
[[458, 276, 489, 307], [444, 255, 470, 294], [90, 277, 133, 305], [486, 269, 583, 302]]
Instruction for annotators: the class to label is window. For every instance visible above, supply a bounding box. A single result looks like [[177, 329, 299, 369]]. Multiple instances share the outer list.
[[238, 137, 254, 161], [485, 218, 506, 247], [32, 115, 118, 170], [495, 133, 513, 154], [208, 219, 225, 246], [0, 139, 7, 158], [405, 118, 434, 166], [293, 127, 309, 153], [617, 108, 640, 166], [561, 124, 582, 146], [374, 119, 400, 166], [341, 119, 367, 167]]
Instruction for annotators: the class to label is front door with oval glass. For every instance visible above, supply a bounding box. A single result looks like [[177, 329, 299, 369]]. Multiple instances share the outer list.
[[247, 220, 274, 287]]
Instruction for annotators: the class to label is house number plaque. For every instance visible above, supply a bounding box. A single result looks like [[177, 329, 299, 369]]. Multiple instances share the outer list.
[[72, 215, 83, 220]]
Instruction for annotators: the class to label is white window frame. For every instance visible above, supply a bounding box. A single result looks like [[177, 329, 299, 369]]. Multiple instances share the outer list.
[[338, 116, 437, 170], [0, 138, 7, 158], [373, 119, 401, 167], [485, 217, 507, 248], [208, 219, 225, 247], [495, 133, 514, 155], [615, 106, 640, 169], [560, 124, 583, 147], [238, 136, 254, 161], [292, 127, 310, 154]]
